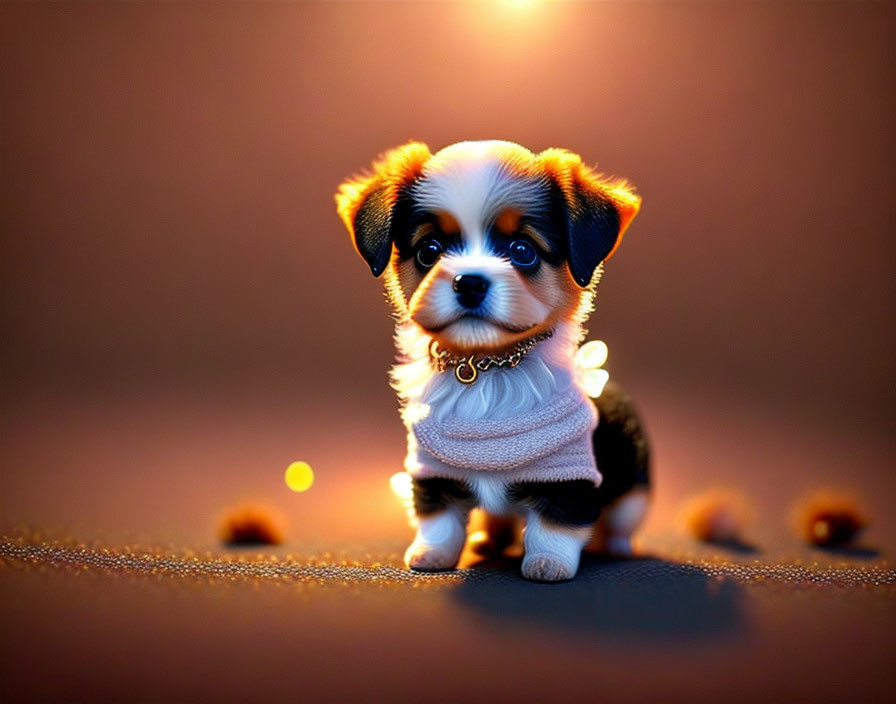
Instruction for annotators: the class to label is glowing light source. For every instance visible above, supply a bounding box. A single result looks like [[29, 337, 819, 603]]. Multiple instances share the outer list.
[[582, 368, 610, 399], [389, 472, 414, 502], [284, 461, 314, 492], [469, 530, 489, 543], [576, 339, 610, 398], [576, 339, 609, 369]]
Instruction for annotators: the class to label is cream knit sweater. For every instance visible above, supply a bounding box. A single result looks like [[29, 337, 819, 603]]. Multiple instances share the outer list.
[[404, 384, 601, 485]]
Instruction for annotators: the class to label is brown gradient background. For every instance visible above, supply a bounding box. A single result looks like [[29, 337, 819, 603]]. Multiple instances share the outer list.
[[1, 3, 895, 702], [2, 0, 894, 539], [3, 0, 894, 404]]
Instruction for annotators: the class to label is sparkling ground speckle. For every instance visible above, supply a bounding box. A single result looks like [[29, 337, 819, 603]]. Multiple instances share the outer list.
[[2, 535, 893, 589]]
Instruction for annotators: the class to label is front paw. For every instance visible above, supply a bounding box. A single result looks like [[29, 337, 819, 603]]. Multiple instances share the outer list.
[[521, 552, 577, 582], [404, 541, 462, 571]]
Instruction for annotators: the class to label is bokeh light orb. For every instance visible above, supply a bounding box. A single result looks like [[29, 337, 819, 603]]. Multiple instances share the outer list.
[[284, 461, 314, 492], [577, 339, 609, 369], [389, 472, 414, 502], [582, 368, 610, 399]]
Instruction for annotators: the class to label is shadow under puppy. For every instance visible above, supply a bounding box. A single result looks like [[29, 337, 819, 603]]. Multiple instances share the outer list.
[[336, 140, 649, 582]]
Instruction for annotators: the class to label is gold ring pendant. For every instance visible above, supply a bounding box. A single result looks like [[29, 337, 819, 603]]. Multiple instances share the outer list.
[[454, 356, 478, 384]]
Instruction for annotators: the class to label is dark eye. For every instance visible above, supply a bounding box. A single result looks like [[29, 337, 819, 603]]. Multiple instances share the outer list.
[[415, 238, 444, 268], [509, 239, 539, 268]]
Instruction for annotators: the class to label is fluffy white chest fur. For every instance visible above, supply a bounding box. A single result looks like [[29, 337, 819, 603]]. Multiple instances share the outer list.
[[391, 319, 580, 420], [392, 320, 585, 514]]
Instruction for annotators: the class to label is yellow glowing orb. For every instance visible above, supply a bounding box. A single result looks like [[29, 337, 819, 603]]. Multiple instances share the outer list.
[[389, 472, 414, 502], [284, 461, 314, 492]]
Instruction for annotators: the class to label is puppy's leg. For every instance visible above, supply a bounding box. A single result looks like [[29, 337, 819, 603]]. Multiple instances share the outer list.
[[590, 487, 650, 556], [510, 480, 601, 582], [587, 381, 651, 556], [405, 477, 474, 571], [521, 512, 592, 582]]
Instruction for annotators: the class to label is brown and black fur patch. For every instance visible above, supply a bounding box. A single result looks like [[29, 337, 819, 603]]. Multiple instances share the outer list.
[[509, 381, 650, 528], [591, 380, 651, 506], [412, 477, 476, 516], [508, 480, 604, 527], [335, 141, 432, 277]]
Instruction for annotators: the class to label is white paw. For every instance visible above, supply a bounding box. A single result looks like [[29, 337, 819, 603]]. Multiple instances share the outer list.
[[404, 541, 461, 571], [404, 508, 467, 571], [521, 552, 577, 582], [521, 512, 589, 582]]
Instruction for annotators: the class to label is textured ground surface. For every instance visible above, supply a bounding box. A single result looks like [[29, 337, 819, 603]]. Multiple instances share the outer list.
[[2, 388, 894, 703], [2, 532, 894, 704]]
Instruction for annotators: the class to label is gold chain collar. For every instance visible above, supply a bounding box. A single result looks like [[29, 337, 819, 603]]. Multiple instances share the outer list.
[[428, 329, 555, 385]]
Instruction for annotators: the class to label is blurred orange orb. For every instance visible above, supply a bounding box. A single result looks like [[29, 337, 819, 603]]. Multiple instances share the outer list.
[[218, 503, 286, 545], [792, 490, 867, 547], [680, 489, 752, 543]]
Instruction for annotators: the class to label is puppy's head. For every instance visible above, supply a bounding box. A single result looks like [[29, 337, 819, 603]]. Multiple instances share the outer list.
[[336, 140, 640, 354]]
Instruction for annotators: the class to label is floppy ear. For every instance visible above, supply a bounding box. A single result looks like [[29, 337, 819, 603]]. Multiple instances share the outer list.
[[539, 149, 641, 287], [335, 142, 432, 277]]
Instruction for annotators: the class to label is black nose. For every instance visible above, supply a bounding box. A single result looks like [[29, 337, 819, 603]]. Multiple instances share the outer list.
[[453, 274, 490, 309]]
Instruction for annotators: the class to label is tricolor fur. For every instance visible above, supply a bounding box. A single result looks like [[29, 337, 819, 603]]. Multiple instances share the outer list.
[[336, 140, 649, 582]]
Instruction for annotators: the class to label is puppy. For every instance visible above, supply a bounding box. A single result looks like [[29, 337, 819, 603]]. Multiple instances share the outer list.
[[336, 140, 650, 582]]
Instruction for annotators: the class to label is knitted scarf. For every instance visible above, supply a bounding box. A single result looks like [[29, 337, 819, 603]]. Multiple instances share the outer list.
[[407, 385, 601, 485]]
